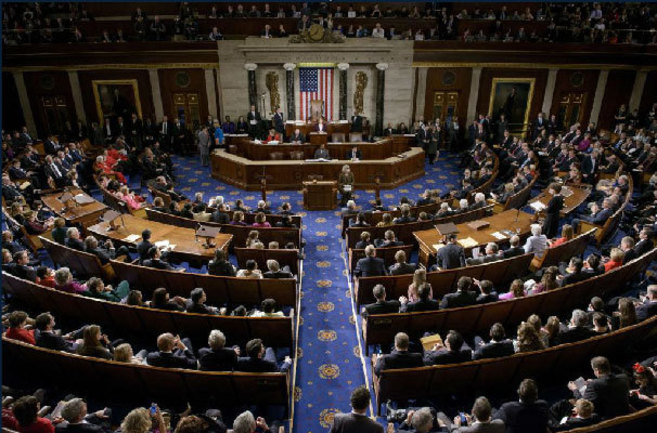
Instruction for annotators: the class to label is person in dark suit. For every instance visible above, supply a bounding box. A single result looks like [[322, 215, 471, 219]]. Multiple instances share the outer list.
[[435, 234, 466, 270], [64, 227, 86, 252], [373, 332, 423, 375], [636, 285, 657, 321], [494, 379, 549, 433], [272, 106, 285, 136], [503, 236, 525, 258], [236, 338, 292, 372], [559, 310, 596, 344], [401, 283, 440, 312], [475, 280, 499, 304], [185, 288, 218, 315], [55, 398, 112, 433], [211, 203, 231, 224], [551, 398, 600, 432], [423, 330, 472, 366], [440, 276, 478, 309], [634, 228, 654, 257], [345, 145, 362, 161], [34, 312, 76, 353], [374, 230, 403, 248], [289, 128, 305, 143], [572, 198, 614, 232], [207, 249, 236, 276], [146, 333, 197, 369], [142, 246, 178, 271], [198, 329, 239, 371], [8, 250, 37, 282], [158, 115, 172, 151], [361, 284, 401, 316], [84, 236, 129, 265], [568, 356, 630, 419], [354, 245, 387, 277], [136, 229, 154, 263], [329, 386, 383, 433], [388, 250, 416, 275], [466, 242, 504, 266], [473, 323, 514, 360], [263, 259, 294, 279], [350, 112, 363, 133], [246, 105, 262, 138], [355, 231, 374, 250], [559, 258, 590, 287], [542, 183, 564, 239]]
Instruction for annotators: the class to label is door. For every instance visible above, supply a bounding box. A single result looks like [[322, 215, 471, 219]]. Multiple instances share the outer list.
[[172, 93, 201, 130], [40, 95, 71, 136], [432, 91, 459, 123], [557, 92, 586, 128]]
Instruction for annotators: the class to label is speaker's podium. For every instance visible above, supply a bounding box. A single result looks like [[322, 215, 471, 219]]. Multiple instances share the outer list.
[[302, 179, 337, 211], [308, 132, 328, 146]]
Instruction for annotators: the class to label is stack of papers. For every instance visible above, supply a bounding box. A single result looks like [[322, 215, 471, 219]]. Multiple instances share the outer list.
[[530, 201, 546, 211], [458, 237, 479, 248], [432, 243, 445, 251], [561, 186, 574, 198], [491, 231, 507, 240], [74, 194, 95, 205], [123, 234, 141, 243]]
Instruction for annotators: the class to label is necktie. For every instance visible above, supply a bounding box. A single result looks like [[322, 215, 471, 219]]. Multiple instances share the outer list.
[[51, 163, 61, 178]]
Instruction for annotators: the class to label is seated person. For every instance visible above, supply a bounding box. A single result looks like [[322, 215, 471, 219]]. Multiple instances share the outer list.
[[560, 309, 596, 344], [23, 210, 54, 235], [473, 322, 515, 360], [349, 212, 370, 227], [466, 242, 503, 266], [199, 329, 239, 371], [376, 213, 394, 227], [185, 288, 219, 315], [152, 196, 168, 213], [54, 267, 86, 294], [361, 284, 401, 316], [115, 185, 146, 211], [499, 279, 527, 300], [146, 333, 197, 369], [275, 214, 297, 228], [558, 257, 589, 286], [245, 230, 260, 248], [250, 298, 285, 317], [6, 250, 37, 281], [34, 312, 77, 352], [289, 128, 305, 144], [388, 250, 416, 275], [493, 379, 549, 431], [136, 229, 154, 263], [374, 229, 403, 248], [355, 231, 374, 249], [236, 338, 292, 372], [279, 202, 294, 215], [265, 128, 281, 143], [552, 399, 601, 432], [475, 279, 499, 304], [393, 204, 416, 224], [83, 277, 130, 302], [373, 332, 423, 375], [314, 143, 330, 159], [400, 283, 440, 312], [64, 226, 86, 251], [567, 356, 630, 419], [5, 310, 35, 344], [236, 259, 263, 278], [207, 249, 236, 276], [345, 145, 362, 161], [263, 259, 294, 279], [604, 248, 624, 272], [76, 324, 113, 360], [435, 202, 453, 218], [423, 330, 472, 365], [252, 212, 271, 228], [440, 276, 477, 309], [523, 224, 548, 259], [503, 235, 525, 258], [142, 246, 179, 271], [149, 287, 185, 311], [354, 245, 387, 277], [36, 266, 56, 288], [50, 218, 67, 245], [211, 203, 230, 224], [550, 224, 574, 248], [84, 236, 130, 265]]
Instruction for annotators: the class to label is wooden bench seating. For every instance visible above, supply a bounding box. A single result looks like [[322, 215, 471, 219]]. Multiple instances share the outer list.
[[2, 272, 294, 350], [355, 252, 535, 309], [340, 201, 442, 233], [530, 228, 597, 271], [468, 155, 500, 198], [344, 204, 494, 250], [348, 245, 414, 275], [362, 248, 657, 354], [568, 405, 657, 432], [2, 337, 290, 415], [145, 208, 302, 249], [40, 236, 115, 280], [2, 207, 43, 253], [234, 248, 300, 276], [577, 175, 633, 247], [493, 175, 538, 214], [371, 314, 657, 415], [109, 259, 298, 307]]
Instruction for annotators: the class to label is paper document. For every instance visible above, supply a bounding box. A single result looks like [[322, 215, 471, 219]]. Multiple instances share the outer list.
[[123, 234, 141, 243], [491, 231, 507, 240], [420, 334, 443, 351], [74, 194, 95, 205], [155, 240, 170, 249], [432, 244, 445, 251], [458, 237, 479, 248], [530, 201, 546, 211], [561, 187, 574, 198]]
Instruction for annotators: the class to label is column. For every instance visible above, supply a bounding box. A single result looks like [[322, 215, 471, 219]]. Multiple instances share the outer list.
[[465, 67, 482, 127], [283, 63, 296, 120], [414, 67, 428, 121], [589, 70, 609, 126], [629, 70, 647, 112], [67, 70, 86, 124], [375, 63, 388, 136], [245, 63, 258, 107], [542, 68, 558, 115], [204, 68, 218, 120], [337, 63, 349, 120], [148, 68, 164, 120], [12, 71, 37, 136]]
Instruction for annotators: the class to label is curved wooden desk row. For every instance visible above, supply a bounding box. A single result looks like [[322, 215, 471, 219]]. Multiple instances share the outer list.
[[145, 209, 302, 249], [348, 245, 415, 275], [2, 272, 294, 350], [211, 147, 426, 191], [493, 176, 538, 213], [371, 315, 657, 415], [568, 406, 657, 433], [230, 137, 412, 161], [362, 247, 657, 354], [40, 237, 298, 307], [528, 183, 593, 217], [41, 188, 108, 228], [344, 204, 495, 250], [2, 337, 290, 414], [340, 201, 443, 234]]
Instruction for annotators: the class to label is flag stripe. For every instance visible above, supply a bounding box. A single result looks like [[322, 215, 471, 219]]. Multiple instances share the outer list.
[[299, 67, 334, 121]]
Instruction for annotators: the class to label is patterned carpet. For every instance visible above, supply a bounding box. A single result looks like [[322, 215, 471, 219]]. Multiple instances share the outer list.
[[163, 153, 462, 432]]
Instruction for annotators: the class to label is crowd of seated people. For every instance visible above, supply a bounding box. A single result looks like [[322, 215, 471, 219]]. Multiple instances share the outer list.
[[3, 2, 656, 45]]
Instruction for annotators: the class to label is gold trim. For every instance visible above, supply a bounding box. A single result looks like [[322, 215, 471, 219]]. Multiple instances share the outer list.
[[92, 79, 143, 123], [3, 63, 218, 72], [297, 63, 337, 67], [412, 62, 655, 71], [488, 78, 535, 133]]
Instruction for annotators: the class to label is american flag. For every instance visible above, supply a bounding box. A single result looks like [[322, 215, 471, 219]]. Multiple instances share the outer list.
[[299, 67, 334, 121]]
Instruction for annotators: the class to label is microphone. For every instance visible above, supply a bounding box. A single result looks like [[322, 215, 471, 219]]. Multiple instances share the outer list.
[[515, 208, 520, 223]]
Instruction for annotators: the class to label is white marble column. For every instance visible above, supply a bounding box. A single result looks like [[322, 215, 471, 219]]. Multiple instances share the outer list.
[[12, 71, 37, 136], [67, 70, 86, 124], [204, 68, 218, 120], [414, 67, 428, 121], [542, 68, 558, 115], [589, 70, 609, 126], [466, 67, 482, 126], [629, 70, 647, 112], [148, 69, 164, 120]]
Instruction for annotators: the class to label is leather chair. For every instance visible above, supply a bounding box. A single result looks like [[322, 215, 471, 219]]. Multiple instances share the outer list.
[[289, 151, 304, 160], [270, 152, 285, 160]]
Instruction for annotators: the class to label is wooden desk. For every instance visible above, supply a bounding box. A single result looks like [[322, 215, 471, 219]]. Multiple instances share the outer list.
[[308, 132, 328, 146], [212, 147, 425, 190], [41, 189, 108, 227], [303, 180, 337, 211], [284, 121, 350, 137], [413, 209, 535, 264], [87, 214, 232, 266], [528, 183, 592, 217]]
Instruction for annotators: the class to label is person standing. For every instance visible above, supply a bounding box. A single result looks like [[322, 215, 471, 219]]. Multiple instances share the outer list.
[[329, 386, 383, 433], [426, 126, 439, 164], [197, 126, 211, 167], [542, 183, 564, 239], [338, 164, 355, 206]]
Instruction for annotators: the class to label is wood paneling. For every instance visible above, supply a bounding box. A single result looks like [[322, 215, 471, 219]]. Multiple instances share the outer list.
[[158, 68, 209, 123], [22, 71, 75, 138], [2, 72, 25, 132], [77, 69, 155, 124], [423, 67, 471, 123], [476, 67, 548, 131], [550, 69, 599, 125], [639, 70, 657, 116], [599, 69, 636, 130]]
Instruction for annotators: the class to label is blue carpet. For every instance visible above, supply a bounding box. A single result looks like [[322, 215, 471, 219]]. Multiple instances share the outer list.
[[162, 153, 462, 431]]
